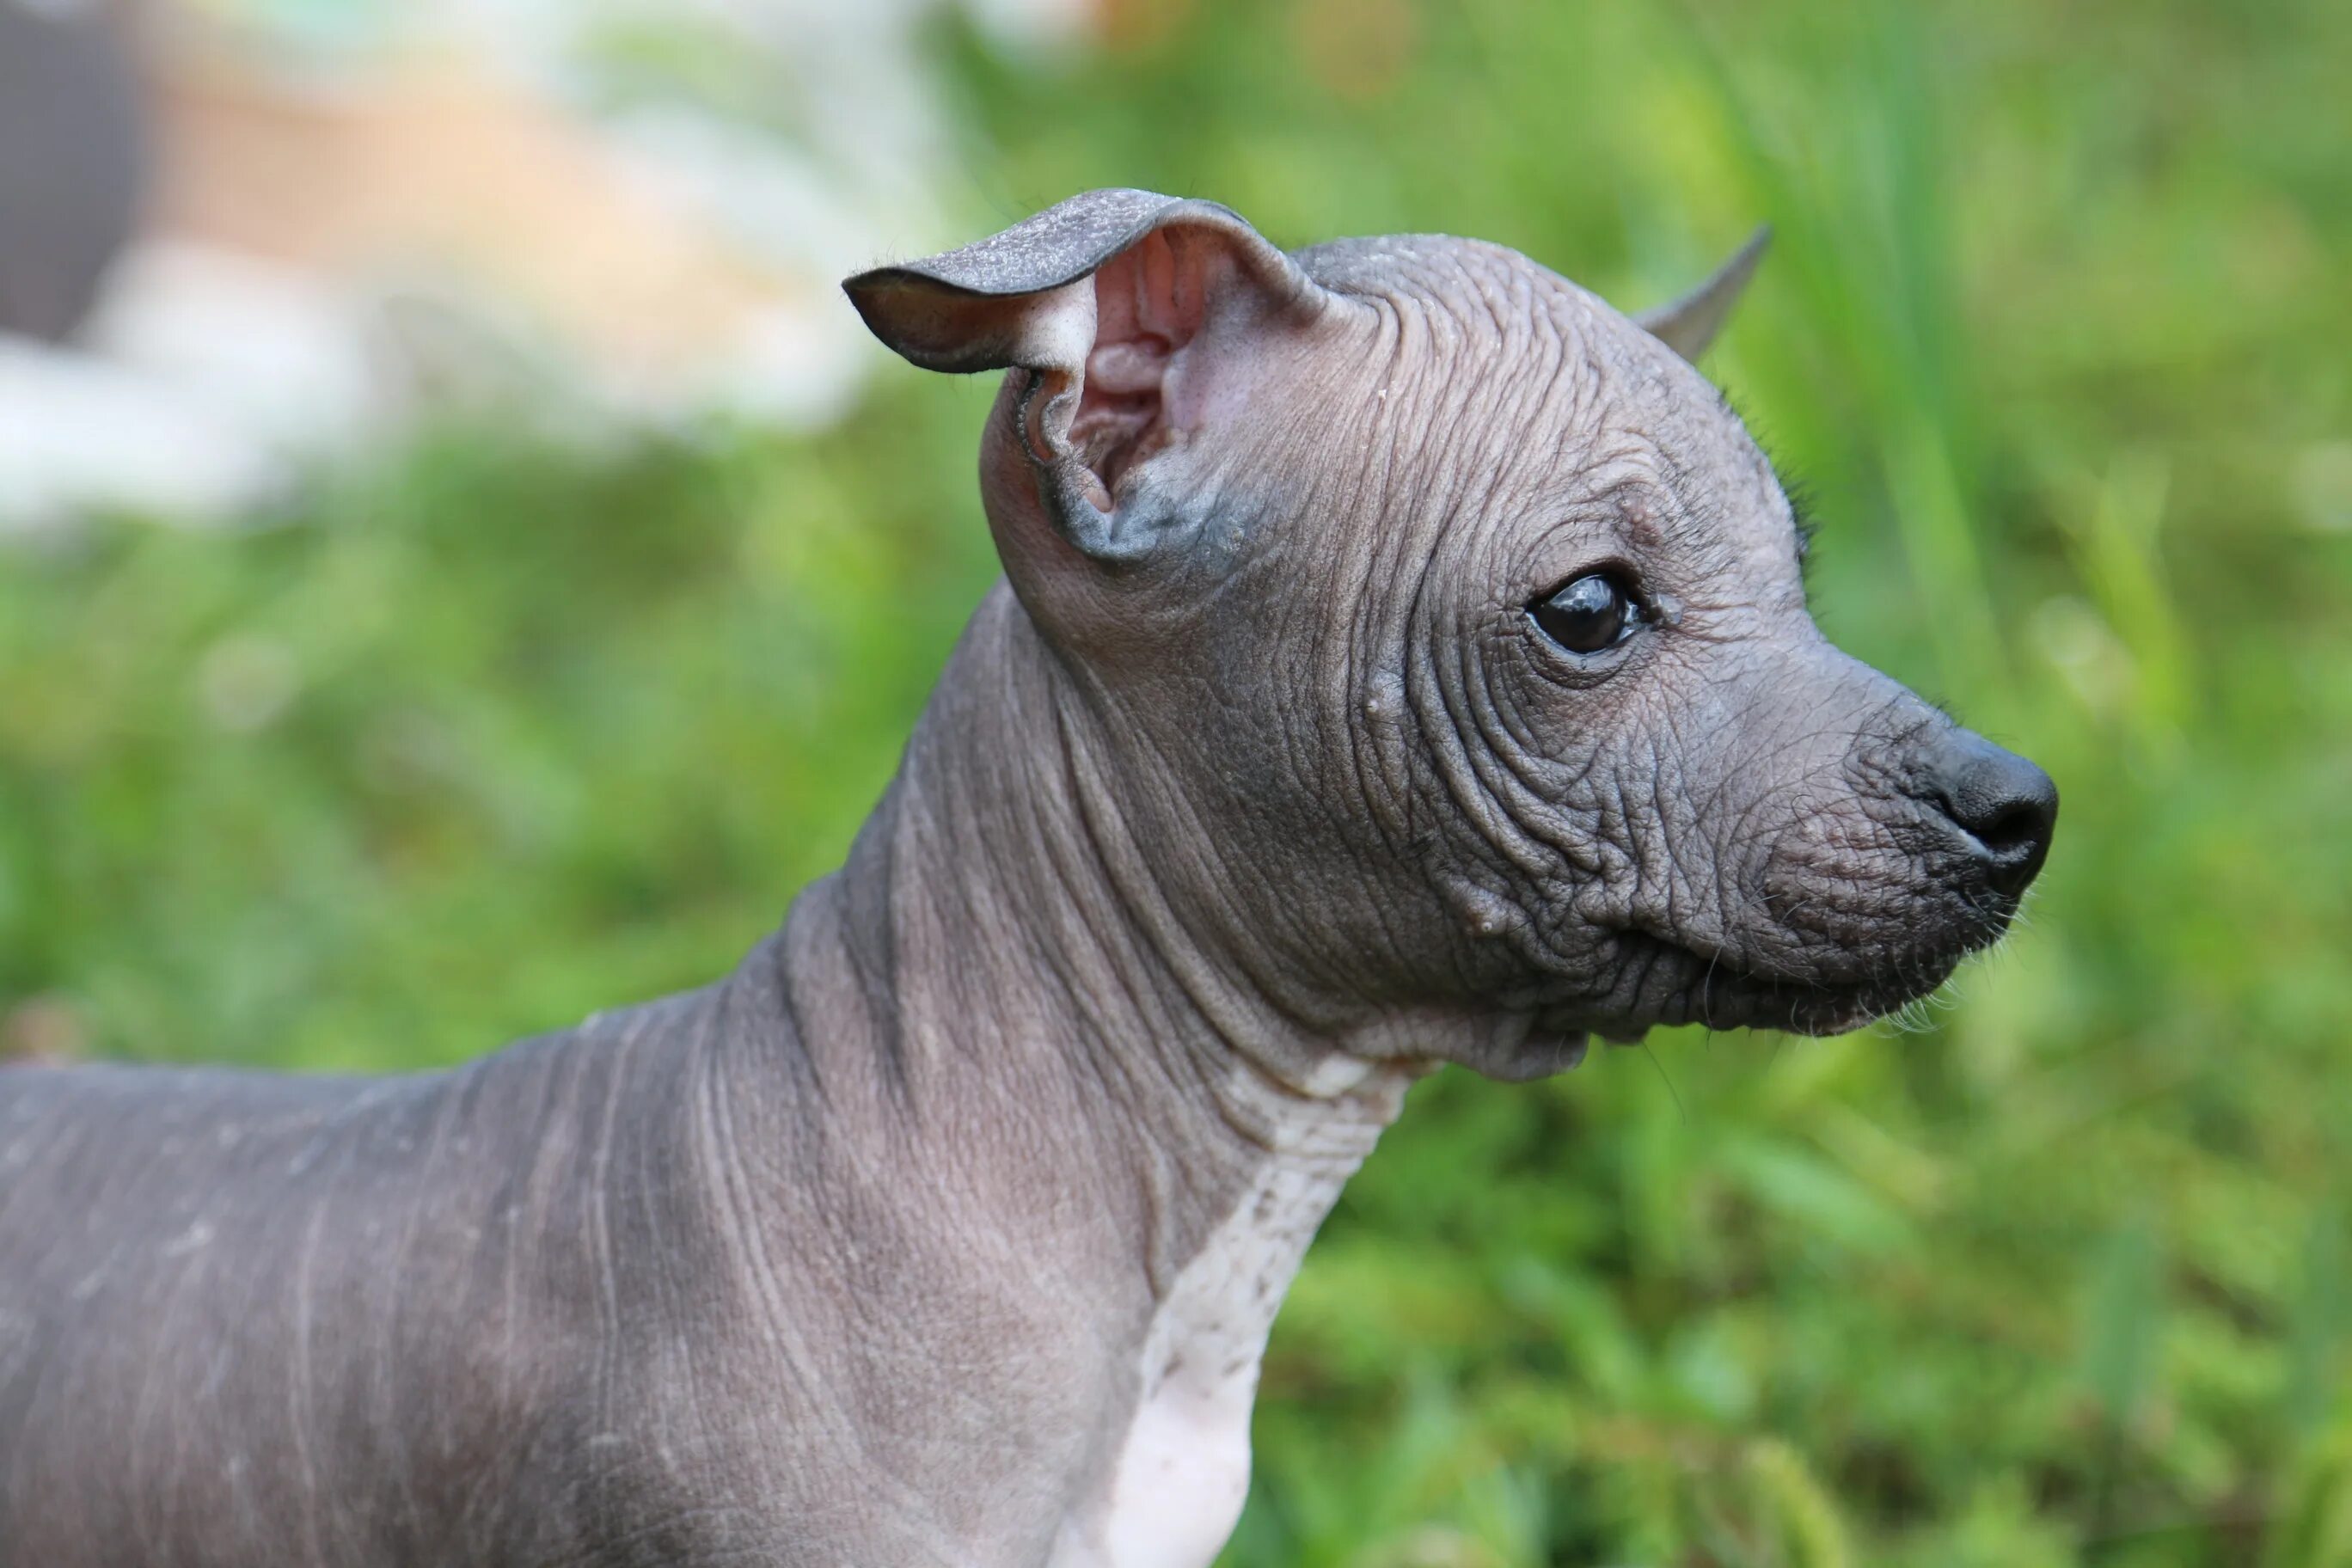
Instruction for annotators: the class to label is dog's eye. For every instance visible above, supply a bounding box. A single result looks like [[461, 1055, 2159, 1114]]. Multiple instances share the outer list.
[[1529, 573, 1643, 654]]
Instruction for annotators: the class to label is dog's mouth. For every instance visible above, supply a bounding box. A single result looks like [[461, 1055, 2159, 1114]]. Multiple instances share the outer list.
[[1529, 924, 1976, 1044]]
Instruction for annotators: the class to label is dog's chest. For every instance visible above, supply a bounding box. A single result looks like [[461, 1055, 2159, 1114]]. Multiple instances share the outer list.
[[1047, 1136, 1369, 1568]]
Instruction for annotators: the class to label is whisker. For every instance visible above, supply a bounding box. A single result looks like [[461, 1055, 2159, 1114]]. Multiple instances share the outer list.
[[1637, 1039, 1687, 1123]]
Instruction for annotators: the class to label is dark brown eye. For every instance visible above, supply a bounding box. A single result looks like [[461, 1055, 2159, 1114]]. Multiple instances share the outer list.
[[1529, 573, 1642, 653]]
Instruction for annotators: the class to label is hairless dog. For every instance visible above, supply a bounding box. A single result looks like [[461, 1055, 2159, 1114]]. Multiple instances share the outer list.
[[0, 190, 2054, 1567]]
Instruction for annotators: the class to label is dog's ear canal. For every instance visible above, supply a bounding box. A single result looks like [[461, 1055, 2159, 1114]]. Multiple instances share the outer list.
[[842, 189, 1325, 564]]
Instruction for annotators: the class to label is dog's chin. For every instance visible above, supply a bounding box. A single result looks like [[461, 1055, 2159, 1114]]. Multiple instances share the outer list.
[[1536, 929, 1976, 1044]]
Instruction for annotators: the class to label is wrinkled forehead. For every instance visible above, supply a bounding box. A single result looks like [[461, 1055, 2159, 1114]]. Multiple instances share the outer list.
[[1295, 233, 1795, 567]]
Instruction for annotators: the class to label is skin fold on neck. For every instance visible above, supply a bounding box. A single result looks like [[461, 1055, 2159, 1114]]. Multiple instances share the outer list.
[[692, 580, 1415, 1559]]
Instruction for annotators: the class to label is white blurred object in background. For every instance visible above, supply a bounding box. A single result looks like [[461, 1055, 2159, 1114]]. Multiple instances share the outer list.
[[0, 0, 1087, 528]]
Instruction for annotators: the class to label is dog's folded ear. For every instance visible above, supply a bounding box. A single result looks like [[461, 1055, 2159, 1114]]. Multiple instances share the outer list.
[[845, 189, 1326, 564], [1634, 225, 1770, 364]]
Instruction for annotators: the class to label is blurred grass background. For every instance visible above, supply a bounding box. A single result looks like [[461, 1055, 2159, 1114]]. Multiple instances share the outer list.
[[4, 0, 2349, 1562]]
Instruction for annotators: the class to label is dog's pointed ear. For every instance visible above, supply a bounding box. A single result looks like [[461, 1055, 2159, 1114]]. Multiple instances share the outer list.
[[844, 189, 1325, 564], [1635, 225, 1770, 363]]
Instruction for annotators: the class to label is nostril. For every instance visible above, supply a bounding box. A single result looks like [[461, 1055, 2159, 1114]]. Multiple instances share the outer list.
[[1922, 732, 2059, 893], [1971, 782, 2054, 851]]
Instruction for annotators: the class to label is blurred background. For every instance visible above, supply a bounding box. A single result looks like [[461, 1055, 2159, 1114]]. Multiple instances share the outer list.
[[2, 0, 2347, 1562]]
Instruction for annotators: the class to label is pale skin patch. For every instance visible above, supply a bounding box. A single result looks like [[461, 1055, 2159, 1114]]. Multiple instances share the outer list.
[[1051, 1068, 1409, 1568]]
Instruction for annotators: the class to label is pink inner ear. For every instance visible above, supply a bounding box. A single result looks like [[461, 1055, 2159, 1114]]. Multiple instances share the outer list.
[[1069, 230, 1216, 498]]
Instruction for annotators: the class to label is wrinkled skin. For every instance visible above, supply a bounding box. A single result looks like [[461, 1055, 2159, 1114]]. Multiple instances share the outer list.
[[0, 192, 2052, 1568], [872, 205, 2050, 1082]]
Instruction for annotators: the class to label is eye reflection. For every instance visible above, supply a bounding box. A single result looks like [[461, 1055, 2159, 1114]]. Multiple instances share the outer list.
[[1529, 573, 1642, 654]]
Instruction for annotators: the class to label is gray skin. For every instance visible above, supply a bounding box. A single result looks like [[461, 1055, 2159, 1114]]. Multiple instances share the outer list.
[[0, 190, 2055, 1567]]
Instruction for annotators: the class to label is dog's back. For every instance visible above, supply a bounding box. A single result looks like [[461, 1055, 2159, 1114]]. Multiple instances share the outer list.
[[0, 1044, 618, 1565], [0, 951, 1140, 1568]]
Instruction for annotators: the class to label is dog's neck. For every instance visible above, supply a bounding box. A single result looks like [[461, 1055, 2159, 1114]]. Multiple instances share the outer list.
[[819, 579, 1412, 1146], [723, 580, 1413, 1559], [806, 576, 1420, 1241]]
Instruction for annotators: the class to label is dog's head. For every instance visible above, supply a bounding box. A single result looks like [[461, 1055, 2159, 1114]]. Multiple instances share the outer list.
[[848, 190, 2055, 1076]]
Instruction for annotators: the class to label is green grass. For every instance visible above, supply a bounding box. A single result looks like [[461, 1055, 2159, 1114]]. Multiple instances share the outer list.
[[4, 0, 2349, 1562]]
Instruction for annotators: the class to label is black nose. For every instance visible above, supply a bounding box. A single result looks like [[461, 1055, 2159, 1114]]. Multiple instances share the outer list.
[[1920, 729, 2058, 897]]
